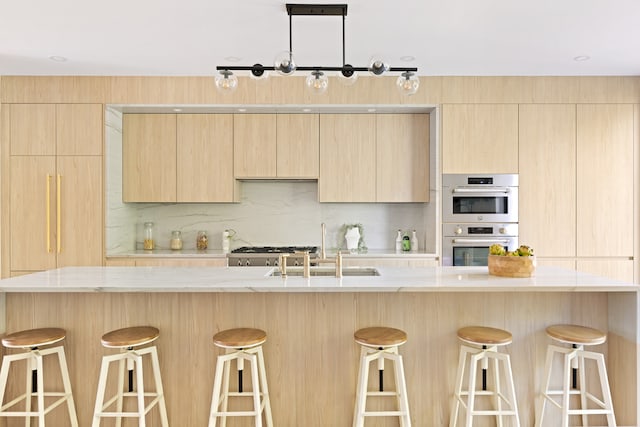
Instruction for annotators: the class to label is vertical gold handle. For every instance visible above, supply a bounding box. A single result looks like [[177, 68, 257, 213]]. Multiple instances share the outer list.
[[46, 175, 52, 253], [57, 174, 62, 253]]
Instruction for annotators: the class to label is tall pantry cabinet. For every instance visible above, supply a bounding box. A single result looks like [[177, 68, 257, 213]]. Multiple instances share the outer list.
[[2, 103, 103, 277]]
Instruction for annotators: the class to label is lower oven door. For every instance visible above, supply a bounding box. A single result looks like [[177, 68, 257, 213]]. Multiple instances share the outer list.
[[442, 236, 518, 266]]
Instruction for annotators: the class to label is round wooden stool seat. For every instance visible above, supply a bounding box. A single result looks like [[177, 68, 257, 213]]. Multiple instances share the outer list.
[[2, 327, 66, 349], [101, 326, 160, 348], [546, 324, 607, 346], [354, 326, 407, 348], [457, 326, 513, 346], [213, 328, 267, 349]]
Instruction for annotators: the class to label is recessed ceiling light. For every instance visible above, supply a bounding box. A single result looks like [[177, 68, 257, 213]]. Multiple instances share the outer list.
[[367, 108, 376, 112], [573, 55, 590, 62], [238, 108, 247, 112], [302, 108, 311, 112], [48, 55, 67, 62], [225, 56, 242, 62], [173, 108, 183, 112], [400, 55, 415, 62]]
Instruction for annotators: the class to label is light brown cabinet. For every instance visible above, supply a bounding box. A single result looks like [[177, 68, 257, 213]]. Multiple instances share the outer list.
[[319, 114, 377, 202], [123, 113, 236, 202], [319, 114, 430, 202], [442, 104, 518, 173], [577, 104, 634, 258], [105, 257, 227, 267], [177, 114, 236, 202], [376, 114, 430, 202], [123, 113, 177, 202], [234, 114, 320, 179], [4, 103, 103, 274], [518, 104, 576, 257]]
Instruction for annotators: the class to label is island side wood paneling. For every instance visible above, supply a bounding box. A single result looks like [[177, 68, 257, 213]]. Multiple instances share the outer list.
[[3, 291, 618, 427]]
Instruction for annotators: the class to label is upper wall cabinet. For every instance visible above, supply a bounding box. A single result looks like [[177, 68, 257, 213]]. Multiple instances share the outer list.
[[376, 114, 430, 203], [319, 114, 430, 202], [319, 114, 377, 202], [123, 113, 177, 202], [177, 114, 236, 202], [233, 114, 319, 179], [122, 113, 236, 203], [442, 104, 518, 174]]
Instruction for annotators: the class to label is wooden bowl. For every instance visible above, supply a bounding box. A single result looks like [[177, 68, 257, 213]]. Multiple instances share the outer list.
[[488, 255, 536, 278]]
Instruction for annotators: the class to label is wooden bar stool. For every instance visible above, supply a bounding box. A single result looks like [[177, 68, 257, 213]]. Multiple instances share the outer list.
[[0, 327, 78, 425], [450, 326, 520, 427], [535, 324, 616, 427], [92, 326, 168, 427], [352, 326, 411, 427], [208, 327, 273, 427]]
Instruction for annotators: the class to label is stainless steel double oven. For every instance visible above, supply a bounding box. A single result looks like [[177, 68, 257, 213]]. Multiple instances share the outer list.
[[442, 174, 519, 266]]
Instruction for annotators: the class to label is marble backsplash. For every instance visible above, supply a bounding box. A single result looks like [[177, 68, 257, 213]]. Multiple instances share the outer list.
[[106, 107, 437, 254]]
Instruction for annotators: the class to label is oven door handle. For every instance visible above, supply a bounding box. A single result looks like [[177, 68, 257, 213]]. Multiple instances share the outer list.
[[451, 187, 511, 194], [451, 238, 511, 244]]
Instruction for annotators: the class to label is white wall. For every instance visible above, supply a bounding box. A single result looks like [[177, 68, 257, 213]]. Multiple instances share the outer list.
[[106, 107, 437, 254]]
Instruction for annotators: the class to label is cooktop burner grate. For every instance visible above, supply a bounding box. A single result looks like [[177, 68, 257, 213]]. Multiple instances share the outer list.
[[231, 246, 318, 254]]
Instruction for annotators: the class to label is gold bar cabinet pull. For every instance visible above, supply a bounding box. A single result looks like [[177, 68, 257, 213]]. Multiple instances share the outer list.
[[57, 174, 62, 253], [46, 174, 52, 253]]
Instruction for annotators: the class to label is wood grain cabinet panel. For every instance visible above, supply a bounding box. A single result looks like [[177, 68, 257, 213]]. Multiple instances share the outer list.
[[519, 104, 576, 257], [122, 113, 177, 202], [577, 104, 634, 257], [9, 104, 56, 155], [276, 114, 319, 178], [442, 104, 518, 173], [177, 114, 235, 202], [233, 114, 277, 178], [319, 114, 376, 202], [6, 103, 104, 273], [376, 114, 430, 202]]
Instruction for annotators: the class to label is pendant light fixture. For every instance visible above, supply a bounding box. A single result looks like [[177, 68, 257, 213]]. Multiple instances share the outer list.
[[215, 3, 419, 95]]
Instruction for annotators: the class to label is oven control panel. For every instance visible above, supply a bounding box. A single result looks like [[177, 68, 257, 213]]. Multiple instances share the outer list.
[[443, 223, 518, 237]]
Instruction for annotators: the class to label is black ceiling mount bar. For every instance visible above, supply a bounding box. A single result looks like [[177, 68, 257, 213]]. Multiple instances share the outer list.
[[215, 3, 418, 78]]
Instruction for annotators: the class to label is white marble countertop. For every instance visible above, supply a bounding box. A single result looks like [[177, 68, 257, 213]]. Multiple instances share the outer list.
[[0, 266, 636, 293], [106, 249, 438, 259]]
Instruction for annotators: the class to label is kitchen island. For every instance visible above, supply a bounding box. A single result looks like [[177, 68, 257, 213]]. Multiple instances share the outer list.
[[0, 266, 637, 426]]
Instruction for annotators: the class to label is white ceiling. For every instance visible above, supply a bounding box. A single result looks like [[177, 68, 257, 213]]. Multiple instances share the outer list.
[[1, 0, 639, 77]]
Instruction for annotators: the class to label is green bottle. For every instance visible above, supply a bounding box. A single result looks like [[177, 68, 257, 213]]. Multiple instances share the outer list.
[[402, 234, 411, 251]]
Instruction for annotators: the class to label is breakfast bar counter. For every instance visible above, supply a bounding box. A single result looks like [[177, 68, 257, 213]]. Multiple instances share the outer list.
[[0, 266, 638, 426]]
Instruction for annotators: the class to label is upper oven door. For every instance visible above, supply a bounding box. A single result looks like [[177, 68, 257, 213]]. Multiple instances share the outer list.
[[443, 174, 518, 223]]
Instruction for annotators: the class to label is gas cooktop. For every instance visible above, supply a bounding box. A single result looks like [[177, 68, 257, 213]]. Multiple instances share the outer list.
[[231, 246, 318, 254]]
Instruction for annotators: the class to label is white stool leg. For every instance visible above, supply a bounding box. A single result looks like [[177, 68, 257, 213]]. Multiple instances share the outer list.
[[353, 346, 370, 427], [133, 352, 146, 427], [55, 346, 79, 427], [489, 350, 504, 427], [220, 352, 232, 427], [148, 346, 169, 427], [466, 350, 482, 427], [494, 351, 520, 427], [535, 344, 556, 427], [561, 351, 572, 427], [35, 351, 45, 427], [391, 350, 411, 427], [593, 351, 617, 426], [256, 346, 273, 427], [115, 354, 126, 427], [247, 352, 262, 427], [450, 345, 470, 427], [577, 349, 589, 427], [25, 354, 34, 427], [0, 355, 11, 414], [92, 355, 110, 427]]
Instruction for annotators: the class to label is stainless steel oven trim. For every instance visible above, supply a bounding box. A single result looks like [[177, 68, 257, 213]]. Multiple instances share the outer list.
[[443, 174, 519, 223]]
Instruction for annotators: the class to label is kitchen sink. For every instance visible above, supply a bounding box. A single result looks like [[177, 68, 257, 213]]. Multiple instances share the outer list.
[[269, 267, 380, 277]]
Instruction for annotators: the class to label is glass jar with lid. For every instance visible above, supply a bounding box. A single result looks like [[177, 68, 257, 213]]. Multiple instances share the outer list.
[[143, 222, 155, 250], [196, 231, 208, 250], [170, 230, 183, 250]]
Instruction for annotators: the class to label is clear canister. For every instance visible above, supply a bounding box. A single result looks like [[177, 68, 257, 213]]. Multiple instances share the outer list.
[[143, 222, 155, 250], [196, 231, 208, 250], [170, 230, 183, 250]]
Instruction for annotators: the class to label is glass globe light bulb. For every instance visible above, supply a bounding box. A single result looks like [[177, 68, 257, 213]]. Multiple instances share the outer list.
[[338, 64, 358, 86], [396, 71, 420, 96], [368, 57, 390, 76], [274, 51, 296, 75], [305, 70, 328, 94], [214, 70, 238, 93]]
